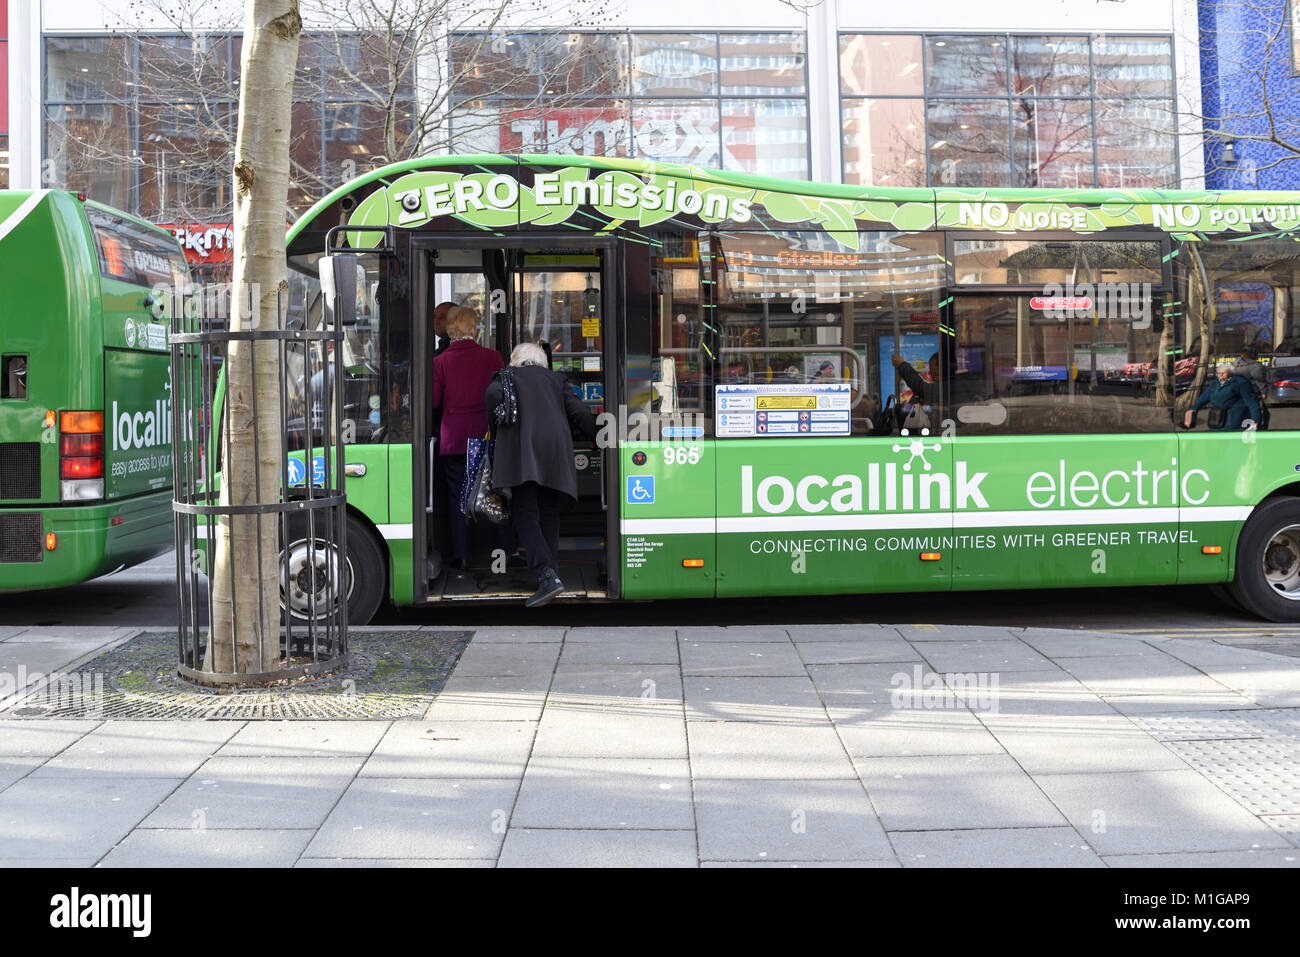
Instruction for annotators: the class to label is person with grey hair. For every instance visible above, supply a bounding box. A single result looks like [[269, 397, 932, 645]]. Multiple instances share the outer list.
[[1185, 360, 1261, 431], [485, 340, 597, 607]]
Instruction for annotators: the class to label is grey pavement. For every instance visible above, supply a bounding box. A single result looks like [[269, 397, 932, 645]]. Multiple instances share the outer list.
[[0, 622, 1297, 866]]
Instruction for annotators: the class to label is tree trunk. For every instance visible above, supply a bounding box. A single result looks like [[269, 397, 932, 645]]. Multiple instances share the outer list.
[[210, 0, 301, 675]]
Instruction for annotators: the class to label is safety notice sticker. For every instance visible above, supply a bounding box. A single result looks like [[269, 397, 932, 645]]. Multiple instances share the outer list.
[[715, 383, 852, 438]]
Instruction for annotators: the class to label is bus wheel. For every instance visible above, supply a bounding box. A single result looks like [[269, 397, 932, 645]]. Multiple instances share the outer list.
[[279, 513, 385, 627], [1229, 497, 1300, 622]]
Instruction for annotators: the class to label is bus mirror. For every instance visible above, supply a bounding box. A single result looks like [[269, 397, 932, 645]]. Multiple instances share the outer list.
[[319, 254, 359, 328]]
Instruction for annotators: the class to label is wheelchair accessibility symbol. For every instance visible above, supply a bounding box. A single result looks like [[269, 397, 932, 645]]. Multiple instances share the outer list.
[[626, 475, 655, 504]]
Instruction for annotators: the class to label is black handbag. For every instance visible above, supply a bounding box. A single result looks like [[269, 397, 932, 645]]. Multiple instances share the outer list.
[[1208, 406, 1227, 430]]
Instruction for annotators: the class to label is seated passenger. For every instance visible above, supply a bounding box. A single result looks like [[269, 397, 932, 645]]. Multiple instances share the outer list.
[[1184, 362, 1261, 431]]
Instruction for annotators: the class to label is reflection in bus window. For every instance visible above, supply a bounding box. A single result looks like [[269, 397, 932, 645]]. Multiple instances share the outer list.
[[712, 230, 945, 435], [1177, 238, 1300, 432]]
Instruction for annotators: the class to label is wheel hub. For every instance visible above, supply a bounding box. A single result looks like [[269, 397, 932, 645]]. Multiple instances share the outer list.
[[1262, 524, 1300, 598], [280, 538, 351, 619]]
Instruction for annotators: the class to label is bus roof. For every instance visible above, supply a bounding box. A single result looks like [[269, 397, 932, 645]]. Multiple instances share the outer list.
[[287, 154, 1300, 250]]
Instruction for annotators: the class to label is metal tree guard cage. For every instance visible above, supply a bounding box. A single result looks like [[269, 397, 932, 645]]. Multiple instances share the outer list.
[[170, 277, 350, 687]]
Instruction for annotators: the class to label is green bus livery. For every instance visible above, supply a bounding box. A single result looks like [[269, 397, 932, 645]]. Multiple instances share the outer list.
[[216, 155, 1300, 624], [0, 189, 187, 590]]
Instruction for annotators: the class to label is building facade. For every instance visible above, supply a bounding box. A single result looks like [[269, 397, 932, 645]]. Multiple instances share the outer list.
[[1198, 0, 1300, 189], [6, 0, 1207, 227]]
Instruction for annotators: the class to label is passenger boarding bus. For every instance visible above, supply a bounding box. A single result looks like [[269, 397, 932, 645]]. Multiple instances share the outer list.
[[0, 190, 187, 590], [247, 155, 1300, 624]]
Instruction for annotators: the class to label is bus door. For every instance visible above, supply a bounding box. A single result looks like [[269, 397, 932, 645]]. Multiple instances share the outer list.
[[414, 236, 619, 601], [943, 235, 1180, 590]]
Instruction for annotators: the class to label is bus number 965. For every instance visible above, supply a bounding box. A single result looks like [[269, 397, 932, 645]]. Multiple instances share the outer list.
[[664, 446, 701, 466]]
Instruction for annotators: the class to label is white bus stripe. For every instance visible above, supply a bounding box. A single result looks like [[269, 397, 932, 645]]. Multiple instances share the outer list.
[[377, 523, 413, 540], [0, 191, 50, 245]]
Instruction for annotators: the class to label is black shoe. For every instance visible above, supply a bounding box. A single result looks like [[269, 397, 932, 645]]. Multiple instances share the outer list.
[[525, 570, 565, 608]]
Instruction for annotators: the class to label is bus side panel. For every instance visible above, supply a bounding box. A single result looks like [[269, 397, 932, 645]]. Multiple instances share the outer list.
[[1176, 431, 1289, 585], [103, 347, 173, 499], [385, 442, 412, 604], [620, 440, 715, 599], [952, 434, 1180, 590], [713, 438, 953, 597]]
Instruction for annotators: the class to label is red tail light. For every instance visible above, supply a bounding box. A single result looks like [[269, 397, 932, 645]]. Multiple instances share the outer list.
[[59, 410, 106, 497], [61, 456, 104, 479], [60, 433, 104, 457]]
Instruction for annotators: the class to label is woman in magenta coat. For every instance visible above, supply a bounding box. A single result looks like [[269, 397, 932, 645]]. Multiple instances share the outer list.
[[432, 307, 504, 568]]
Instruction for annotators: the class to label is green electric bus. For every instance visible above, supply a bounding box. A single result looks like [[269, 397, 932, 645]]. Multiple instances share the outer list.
[[0, 189, 187, 590], [248, 154, 1300, 624]]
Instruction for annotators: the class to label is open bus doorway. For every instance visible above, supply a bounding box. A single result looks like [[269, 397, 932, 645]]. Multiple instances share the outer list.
[[414, 238, 619, 603]]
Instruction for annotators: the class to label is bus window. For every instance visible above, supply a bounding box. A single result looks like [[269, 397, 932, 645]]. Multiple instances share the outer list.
[[86, 206, 188, 291], [712, 230, 945, 435], [952, 238, 1163, 287], [949, 291, 1173, 435], [648, 230, 710, 423], [1179, 237, 1300, 432]]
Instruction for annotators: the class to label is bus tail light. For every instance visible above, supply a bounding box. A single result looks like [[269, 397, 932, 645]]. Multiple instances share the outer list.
[[59, 411, 105, 502]]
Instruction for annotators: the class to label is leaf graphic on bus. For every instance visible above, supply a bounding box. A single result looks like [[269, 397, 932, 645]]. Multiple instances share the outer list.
[[813, 201, 861, 250], [453, 174, 519, 229], [759, 190, 817, 223], [890, 202, 938, 231], [345, 187, 389, 248], [638, 173, 694, 227], [857, 200, 901, 224], [385, 171, 463, 229], [592, 170, 651, 222], [524, 166, 590, 226], [693, 184, 756, 224]]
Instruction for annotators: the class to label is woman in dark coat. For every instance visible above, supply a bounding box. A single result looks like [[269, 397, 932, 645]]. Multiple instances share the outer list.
[[485, 342, 597, 607], [432, 307, 504, 568], [1184, 362, 1261, 431]]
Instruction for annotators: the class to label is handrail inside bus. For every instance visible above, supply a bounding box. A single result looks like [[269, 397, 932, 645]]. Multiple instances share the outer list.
[[660, 346, 870, 409]]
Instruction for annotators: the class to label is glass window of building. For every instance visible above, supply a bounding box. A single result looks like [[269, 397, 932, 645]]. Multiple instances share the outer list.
[[450, 30, 809, 178], [840, 33, 1177, 189]]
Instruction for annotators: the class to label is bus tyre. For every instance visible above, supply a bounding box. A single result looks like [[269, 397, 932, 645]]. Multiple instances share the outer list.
[[1229, 497, 1300, 622], [279, 512, 385, 627]]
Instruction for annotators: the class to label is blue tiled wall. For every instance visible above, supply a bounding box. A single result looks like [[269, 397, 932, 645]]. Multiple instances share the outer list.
[[1200, 0, 1300, 189]]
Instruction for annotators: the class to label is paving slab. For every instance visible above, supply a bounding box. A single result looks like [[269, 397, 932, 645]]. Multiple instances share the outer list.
[[1263, 814, 1300, 847], [98, 828, 314, 867], [450, 641, 561, 678], [532, 703, 686, 759], [0, 627, 31, 641], [564, 627, 678, 643], [893, 624, 1021, 642], [688, 721, 857, 779], [809, 663, 960, 715], [0, 719, 101, 757], [680, 640, 808, 677], [217, 721, 388, 758], [834, 708, 1006, 758], [424, 675, 551, 722], [142, 756, 364, 829], [948, 670, 1117, 717], [30, 721, 239, 779], [1056, 653, 1238, 697], [1019, 631, 1165, 659], [891, 826, 1104, 867], [676, 626, 791, 643], [295, 857, 496, 867], [308, 777, 519, 859], [361, 720, 537, 778], [0, 858, 100, 867], [0, 757, 43, 792], [0, 776, 183, 860], [558, 635, 679, 665], [510, 757, 693, 829], [912, 639, 1060, 674], [684, 676, 826, 724], [794, 637, 923, 665], [693, 778, 892, 862], [785, 624, 902, 642], [548, 664, 683, 705], [1033, 768, 1293, 855], [460, 627, 566, 643], [980, 714, 1187, 775], [1104, 848, 1300, 867], [702, 859, 900, 867], [853, 754, 1068, 831], [497, 828, 697, 867], [1103, 693, 1258, 714], [1, 626, 139, 643]]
